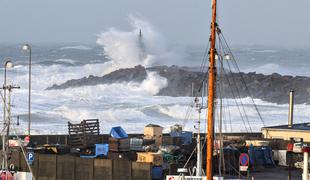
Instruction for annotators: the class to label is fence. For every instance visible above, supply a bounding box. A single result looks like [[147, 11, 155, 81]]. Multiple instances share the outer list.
[[8, 150, 152, 180]]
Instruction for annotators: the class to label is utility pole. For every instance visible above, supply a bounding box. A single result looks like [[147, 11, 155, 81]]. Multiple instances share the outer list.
[[2, 84, 20, 172]]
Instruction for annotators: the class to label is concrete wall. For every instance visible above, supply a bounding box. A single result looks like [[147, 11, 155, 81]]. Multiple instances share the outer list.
[[5, 133, 261, 147]]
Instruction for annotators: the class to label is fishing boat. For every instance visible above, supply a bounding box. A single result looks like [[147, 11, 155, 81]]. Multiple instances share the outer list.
[[166, 0, 268, 179], [165, 0, 219, 178]]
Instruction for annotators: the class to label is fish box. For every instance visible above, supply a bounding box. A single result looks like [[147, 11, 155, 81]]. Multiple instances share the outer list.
[[144, 124, 163, 138], [130, 138, 144, 151], [152, 166, 163, 179], [110, 126, 128, 139], [143, 139, 156, 146], [144, 135, 162, 147], [162, 136, 183, 146], [170, 131, 192, 145], [109, 137, 130, 152], [137, 152, 163, 166]]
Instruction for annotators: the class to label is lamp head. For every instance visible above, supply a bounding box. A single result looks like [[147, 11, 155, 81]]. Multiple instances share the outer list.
[[215, 54, 219, 60], [224, 54, 231, 60], [22, 44, 31, 51], [5, 60, 14, 69]]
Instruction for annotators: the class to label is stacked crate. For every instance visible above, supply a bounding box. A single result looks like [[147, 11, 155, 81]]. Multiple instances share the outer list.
[[162, 136, 184, 146], [130, 138, 144, 151], [143, 124, 163, 147], [108, 126, 130, 152], [140, 125, 164, 180], [137, 152, 163, 166], [108, 137, 130, 152], [136, 152, 164, 179]]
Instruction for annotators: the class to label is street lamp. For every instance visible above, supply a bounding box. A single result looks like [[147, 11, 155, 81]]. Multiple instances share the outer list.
[[2, 60, 14, 170], [22, 44, 31, 136]]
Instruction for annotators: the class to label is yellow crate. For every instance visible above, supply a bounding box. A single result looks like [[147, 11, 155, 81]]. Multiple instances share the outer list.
[[144, 126, 163, 137], [137, 152, 163, 166]]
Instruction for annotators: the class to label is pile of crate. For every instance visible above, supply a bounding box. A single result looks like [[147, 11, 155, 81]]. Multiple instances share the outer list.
[[107, 126, 141, 161], [134, 124, 164, 179], [106, 124, 194, 179], [108, 126, 130, 152]]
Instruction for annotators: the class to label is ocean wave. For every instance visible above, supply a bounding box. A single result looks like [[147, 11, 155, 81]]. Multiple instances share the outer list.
[[55, 58, 76, 65], [60, 45, 92, 50], [96, 14, 185, 74], [4, 60, 309, 134], [8, 78, 310, 134], [251, 49, 278, 53]]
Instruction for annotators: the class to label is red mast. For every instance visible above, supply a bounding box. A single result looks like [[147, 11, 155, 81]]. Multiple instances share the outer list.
[[206, 0, 217, 179]]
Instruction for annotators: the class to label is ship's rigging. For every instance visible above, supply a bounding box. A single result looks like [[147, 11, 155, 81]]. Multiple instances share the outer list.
[[178, 0, 267, 178]]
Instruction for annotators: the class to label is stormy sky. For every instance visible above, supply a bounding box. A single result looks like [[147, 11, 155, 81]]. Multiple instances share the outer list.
[[0, 0, 309, 47]]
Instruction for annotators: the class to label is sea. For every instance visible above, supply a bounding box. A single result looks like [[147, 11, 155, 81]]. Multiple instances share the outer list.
[[1, 16, 310, 135]]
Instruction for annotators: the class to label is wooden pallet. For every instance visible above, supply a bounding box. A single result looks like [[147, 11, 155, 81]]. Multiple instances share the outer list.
[[68, 119, 100, 148]]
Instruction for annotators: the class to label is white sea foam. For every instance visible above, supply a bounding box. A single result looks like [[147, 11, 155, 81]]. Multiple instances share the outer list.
[[60, 45, 92, 50], [55, 58, 76, 65], [96, 15, 185, 74], [8, 63, 109, 90], [3, 59, 309, 134], [4, 64, 310, 134], [140, 71, 168, 95], [251, 49, 278, 53]]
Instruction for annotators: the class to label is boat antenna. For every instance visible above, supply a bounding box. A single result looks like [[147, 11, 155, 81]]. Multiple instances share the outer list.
[[206, 0, 217, 179]]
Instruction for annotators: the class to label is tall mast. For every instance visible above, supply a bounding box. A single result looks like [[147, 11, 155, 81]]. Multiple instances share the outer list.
[[206, 0, 217, 179]]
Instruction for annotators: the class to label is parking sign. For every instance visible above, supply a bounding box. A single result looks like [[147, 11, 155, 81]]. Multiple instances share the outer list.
[[27, 152, 34, 165]]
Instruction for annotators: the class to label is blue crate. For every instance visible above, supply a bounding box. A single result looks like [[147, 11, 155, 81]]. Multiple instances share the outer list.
[[110, 126, 128, 139], [80, 144, 109, 158], [170, 131, 192, 145], [152, 166, 163, 179]]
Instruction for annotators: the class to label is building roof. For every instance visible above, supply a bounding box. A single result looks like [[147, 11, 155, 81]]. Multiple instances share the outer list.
[[262, 122, 310, 131]]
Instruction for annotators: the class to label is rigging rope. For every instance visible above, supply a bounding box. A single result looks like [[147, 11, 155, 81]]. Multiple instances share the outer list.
[[217, 40, 252, 132], [182, 41, 210, 128], [218, 31, 266, 127]]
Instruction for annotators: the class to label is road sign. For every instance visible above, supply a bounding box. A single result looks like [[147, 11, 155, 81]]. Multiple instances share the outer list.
[[27, 152, 34, 165], [239, 153, 250, 166]]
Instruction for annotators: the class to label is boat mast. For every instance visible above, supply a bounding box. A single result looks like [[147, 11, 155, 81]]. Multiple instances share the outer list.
[[206, 0, 217, 179]]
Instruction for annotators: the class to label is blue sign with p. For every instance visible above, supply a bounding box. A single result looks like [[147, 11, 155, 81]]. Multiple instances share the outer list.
[[27, 152, 34, 165]]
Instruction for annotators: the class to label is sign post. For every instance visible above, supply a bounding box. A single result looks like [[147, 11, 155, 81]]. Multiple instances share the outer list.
[[239, 153, 250, 178]]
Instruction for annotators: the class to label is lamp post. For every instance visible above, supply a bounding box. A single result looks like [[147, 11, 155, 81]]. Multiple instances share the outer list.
[[2, 60, 14, 170], [22, 44, 31, 136]]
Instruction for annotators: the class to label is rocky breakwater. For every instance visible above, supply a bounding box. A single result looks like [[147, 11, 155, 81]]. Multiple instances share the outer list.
[[46, 65, 310, 104]]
